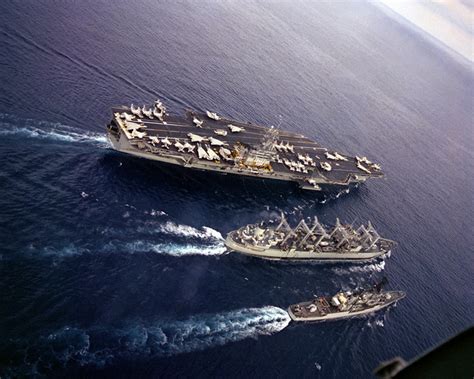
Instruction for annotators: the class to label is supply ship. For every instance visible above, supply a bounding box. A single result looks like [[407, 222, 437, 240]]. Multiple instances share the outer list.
[[106, 100, 383, 191], [225, 213, 395, 261], [288, 284, 405, 322]]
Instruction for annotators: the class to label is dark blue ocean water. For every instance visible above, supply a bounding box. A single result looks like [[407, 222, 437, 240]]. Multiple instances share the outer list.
[[0, 1, 472, 377]]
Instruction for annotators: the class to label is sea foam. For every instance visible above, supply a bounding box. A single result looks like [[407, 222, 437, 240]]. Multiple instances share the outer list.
[[10, 306, 289, 373], [0, 114, 109, 147]]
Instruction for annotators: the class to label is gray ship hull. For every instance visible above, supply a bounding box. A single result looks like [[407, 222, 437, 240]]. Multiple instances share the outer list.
[[288, 291, 405, 322], [106, 105, 383, 192], [225, 232, 392, 261], [107, 131, 343, 189]]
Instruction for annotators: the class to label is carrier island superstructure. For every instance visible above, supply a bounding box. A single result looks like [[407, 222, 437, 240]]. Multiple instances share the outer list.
[[106, 100, 383, 191]]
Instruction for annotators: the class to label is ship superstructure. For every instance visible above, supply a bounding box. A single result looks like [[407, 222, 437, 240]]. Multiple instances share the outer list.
[[225, 213, 395, 261], [288, 286, 405, 322], [106, 100, 383, 191]]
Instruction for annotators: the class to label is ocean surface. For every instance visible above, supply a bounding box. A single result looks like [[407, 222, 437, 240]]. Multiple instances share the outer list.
[[0, 1, 472, 377]]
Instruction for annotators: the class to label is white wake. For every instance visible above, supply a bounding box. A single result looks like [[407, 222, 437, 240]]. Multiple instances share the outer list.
[[157, 222, 224, 242], [22, 306, 290, 369], [123, 240, 226, 256], [36, 221, 226, 258], [0, 114, 109, 147], [332, 260, 386, 275]]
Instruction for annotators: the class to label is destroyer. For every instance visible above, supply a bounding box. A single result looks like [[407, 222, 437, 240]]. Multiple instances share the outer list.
[[288, 285, 405, 322], [225, 213, 395, 261], [106, 100, 383, 191]]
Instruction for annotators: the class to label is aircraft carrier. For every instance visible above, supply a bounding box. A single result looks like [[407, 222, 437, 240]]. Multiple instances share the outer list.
[[106, 100, 383, 191]]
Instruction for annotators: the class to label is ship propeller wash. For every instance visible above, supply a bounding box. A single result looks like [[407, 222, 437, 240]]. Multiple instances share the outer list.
[[288, 283, 405, 322], [106, 100, 383, 192], [225, 213, 396, 261]]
